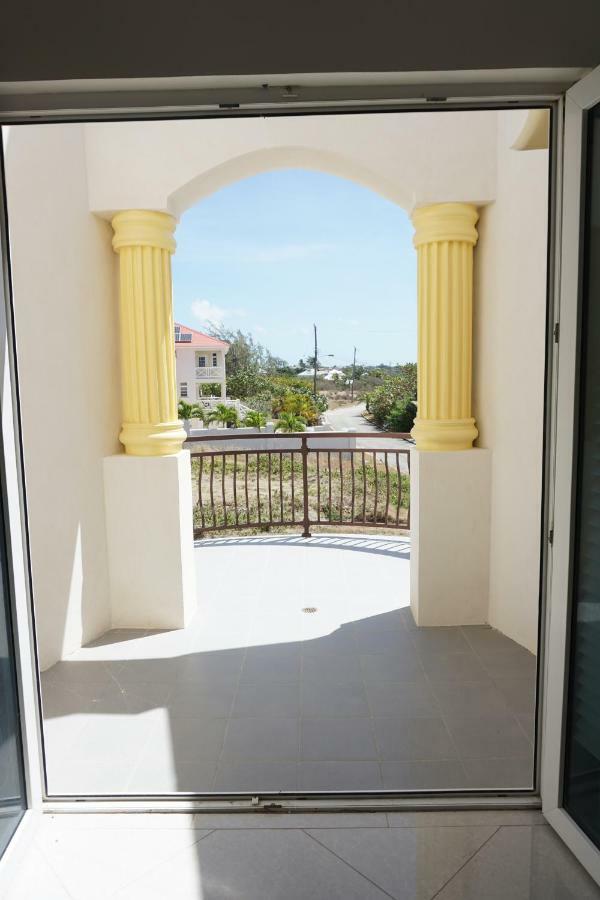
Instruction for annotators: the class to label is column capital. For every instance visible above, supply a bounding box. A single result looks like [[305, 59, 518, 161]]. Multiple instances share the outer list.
[[112, 209, 177, 254], [412, 202, 479, 248]]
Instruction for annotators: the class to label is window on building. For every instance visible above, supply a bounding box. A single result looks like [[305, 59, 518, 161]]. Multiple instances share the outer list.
[[180, 383, 188, 397], [212, 352, 218, 367], [198, 355, 206, 367]]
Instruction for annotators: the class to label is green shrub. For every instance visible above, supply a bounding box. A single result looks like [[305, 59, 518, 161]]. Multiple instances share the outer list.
[[387, 399, 417, 433]]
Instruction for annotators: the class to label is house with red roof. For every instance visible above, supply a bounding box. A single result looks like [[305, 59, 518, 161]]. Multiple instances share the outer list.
[[174, 323, 230, 402]]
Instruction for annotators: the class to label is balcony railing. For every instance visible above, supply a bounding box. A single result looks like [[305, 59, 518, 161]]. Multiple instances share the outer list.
[[187, 431, 411, 538], [195, 366, 224, 379]]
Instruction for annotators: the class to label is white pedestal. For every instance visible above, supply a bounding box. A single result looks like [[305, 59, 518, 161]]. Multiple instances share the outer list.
[[410, 448, 491, 627], [103, 450, 196, 629]]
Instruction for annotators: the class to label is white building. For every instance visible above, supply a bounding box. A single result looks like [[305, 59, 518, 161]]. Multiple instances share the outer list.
[[174, 322, 229, 401]]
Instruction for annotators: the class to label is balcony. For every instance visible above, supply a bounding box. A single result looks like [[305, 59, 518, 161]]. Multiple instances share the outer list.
[[39, 432, 535, 795], [196, 365, 225, 380]]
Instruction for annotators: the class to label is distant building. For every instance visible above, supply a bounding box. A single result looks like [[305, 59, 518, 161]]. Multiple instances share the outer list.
[[174, 323, 229, 401], [297, 367, 346, 382]]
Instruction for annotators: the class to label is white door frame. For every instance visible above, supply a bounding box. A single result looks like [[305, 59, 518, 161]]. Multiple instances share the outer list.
[[541, 64, 600, 883], [0, 69, 587, 824]]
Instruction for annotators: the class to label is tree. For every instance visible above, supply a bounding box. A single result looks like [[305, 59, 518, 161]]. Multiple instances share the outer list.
[[243, 410, 267, 430], [363, 364, 418, 430], [178, 400, 201, 421], [274, 412, 306, 433], [209, 403, 240, 429]]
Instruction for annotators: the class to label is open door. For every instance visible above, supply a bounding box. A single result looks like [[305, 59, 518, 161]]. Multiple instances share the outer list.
[[543, 64, 600, 883]]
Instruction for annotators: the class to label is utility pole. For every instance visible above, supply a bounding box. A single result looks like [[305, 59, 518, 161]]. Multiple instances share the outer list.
[[351, 346, 357, 402], [313, 323, 318, 399]]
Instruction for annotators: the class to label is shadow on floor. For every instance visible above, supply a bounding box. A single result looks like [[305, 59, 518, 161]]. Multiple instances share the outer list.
[[40, 606, 536, 797]]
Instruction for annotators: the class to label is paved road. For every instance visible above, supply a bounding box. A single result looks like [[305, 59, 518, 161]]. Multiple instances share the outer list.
[[324, 403, 412, 469], [324, 402, 379, 433]]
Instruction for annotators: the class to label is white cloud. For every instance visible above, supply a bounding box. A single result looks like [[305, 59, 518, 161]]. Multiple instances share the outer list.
[[190, 299, 246, 327]]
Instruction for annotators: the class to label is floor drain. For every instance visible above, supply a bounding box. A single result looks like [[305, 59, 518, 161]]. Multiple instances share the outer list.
[[302, 607, 318, 614]]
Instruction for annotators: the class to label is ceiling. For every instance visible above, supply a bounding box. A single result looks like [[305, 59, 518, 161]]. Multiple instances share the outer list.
[[1, 0, 599, 84]]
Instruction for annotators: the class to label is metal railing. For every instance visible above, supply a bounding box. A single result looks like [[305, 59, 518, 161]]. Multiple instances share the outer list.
[[187, 431, 411, 538]]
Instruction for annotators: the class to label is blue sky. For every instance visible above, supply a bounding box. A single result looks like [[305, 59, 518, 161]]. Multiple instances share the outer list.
[[172, 169, 416, 368]]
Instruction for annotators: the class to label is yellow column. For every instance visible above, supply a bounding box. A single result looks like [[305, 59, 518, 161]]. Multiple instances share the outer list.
[[112, 210, 186, 456], [410, 202, 479, 451]]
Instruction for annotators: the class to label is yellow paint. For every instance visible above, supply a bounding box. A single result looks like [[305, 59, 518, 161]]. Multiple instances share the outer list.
[[111, 210, 186, 456], [411, 202, 479, 451]]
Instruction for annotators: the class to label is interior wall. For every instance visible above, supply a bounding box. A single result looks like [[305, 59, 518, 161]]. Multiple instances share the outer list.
[[3, 124, 120, 669], [473, 110, 549, 654]]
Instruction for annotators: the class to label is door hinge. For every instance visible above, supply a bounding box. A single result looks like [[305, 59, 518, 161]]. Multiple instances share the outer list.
[[549, 527, 554, 545], [554, 322, 560, 343]]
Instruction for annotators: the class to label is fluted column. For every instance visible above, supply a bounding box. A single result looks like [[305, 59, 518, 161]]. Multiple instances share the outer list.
[[410, 203, 479, 451], [112, 210, 186, 456]]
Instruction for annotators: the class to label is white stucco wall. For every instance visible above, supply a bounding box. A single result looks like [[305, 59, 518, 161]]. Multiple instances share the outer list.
[[4, 124, 120, 670], [175, 347, 226, 400], [83, 111, 498, 217], [473, 111, 549, 654]]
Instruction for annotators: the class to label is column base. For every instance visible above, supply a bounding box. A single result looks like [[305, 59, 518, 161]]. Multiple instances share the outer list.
[[120, 421, 187, 457], [411, 417, 478, 451], [103, 450, 196, 629], [409, 448, 490, 626]]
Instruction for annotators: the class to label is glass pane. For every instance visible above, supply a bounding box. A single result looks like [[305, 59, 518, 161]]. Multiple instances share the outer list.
[[0, 501, 26, 855], [563, 101, 600, 846]]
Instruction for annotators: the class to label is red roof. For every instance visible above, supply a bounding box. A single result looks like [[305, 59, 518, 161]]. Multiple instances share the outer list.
[[174, 323, 229, 351]]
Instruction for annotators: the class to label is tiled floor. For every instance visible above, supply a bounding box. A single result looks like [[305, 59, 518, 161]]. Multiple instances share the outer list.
[[5, 810, 600, 899], [40, 535, 536, 794]]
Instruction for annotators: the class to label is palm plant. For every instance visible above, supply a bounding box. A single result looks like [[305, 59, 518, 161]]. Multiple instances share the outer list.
[[274, 412, 306, 433], [178, 400, 199, 422], [243, 410, 267, 431], [209, 403, 240, 429]]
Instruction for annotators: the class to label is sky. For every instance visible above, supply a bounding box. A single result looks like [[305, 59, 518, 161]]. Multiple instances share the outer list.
[[172, 169, 416, 369]]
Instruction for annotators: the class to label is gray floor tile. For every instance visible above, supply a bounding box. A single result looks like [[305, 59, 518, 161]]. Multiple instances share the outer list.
[[127, 760, 218, 793], [112, 829, 392, 899], [302, 652, 363, 683], [353, 628, 415, 654], [434, 825, 600, 899], [168, 717, 227, 761], [480, 647, 537, 678], [302, 681, 370, 717], [309, 824, 498, 900], [366, 680, 439, 717], [517, 713, 536, 741], [431, 681, 511, 717], [176, 650, 245, 685], [298, 761, 382, 791], [214, 762, 298, 792], [352, 610, 406, 633], [221, 717, 299, 761], [444, 714, 532, 760], [301, 717, 377, 760], [411, 626, 470, 653], [232, 682, 299, 717], [192, 812, 389, 829], [170, 683, 235, 718], [387, 810, 546, 827], [360, 650, 424, 682], [301, 629, 358, 656], [462, 756, 534, 789], [461, 625, 526, 655], [494, 677, 537, 715], [381, 760, 469, 790], [374, 716, 458, 761], [113, 658, 181, 684], [420, 650, 491, 683], [241, 647, 301, 683]]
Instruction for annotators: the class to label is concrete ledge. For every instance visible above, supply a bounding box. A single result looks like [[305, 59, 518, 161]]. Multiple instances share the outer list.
[[410, 447, 491, 626], [103, 450, 196, 629]]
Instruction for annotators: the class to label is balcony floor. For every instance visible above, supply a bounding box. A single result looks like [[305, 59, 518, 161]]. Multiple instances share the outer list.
[[41, 534, 536, 795]]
